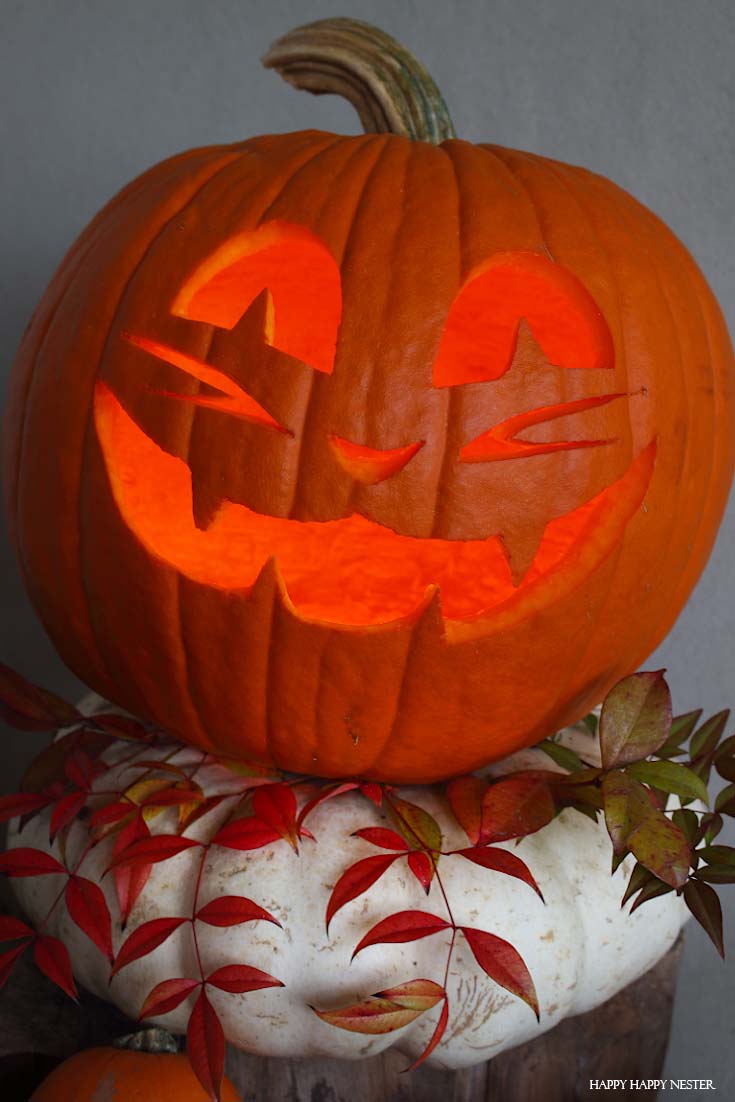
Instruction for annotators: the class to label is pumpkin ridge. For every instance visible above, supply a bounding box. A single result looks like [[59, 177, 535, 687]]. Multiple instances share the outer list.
[[285, 134, 397, 522], [502, 152, 634, 714], [75, 151, 244, 740]]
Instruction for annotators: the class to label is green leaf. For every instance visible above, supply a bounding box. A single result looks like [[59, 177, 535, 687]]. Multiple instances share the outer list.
[[684, 880, 724, 957], [657, 710, 703, 758], [716, 758, 735, 782], [697, 845, 735, 867], [537, 740, 584, 772], [389, 796, 442, 855], [672, 808, 700, 846], [621, 861, 653, 907], [601, 772, 655, 856], [625, 761, 708, 805], [696, 867, 735, 885], [690, 711, 730, 760], [629, 877, 674, 912], [627, 813, 691, 889], [599, 671, 672, 769], [715, 783, 735, 816], [583, 713, 598, 735]]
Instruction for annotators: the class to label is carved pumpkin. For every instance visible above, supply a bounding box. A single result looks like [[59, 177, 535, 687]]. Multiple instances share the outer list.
[[30, 1044, 240, 1101], [3, 20, 734, 781]]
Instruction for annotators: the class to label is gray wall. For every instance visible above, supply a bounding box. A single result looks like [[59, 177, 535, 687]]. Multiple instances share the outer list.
[[1, 0, 733, 1093]]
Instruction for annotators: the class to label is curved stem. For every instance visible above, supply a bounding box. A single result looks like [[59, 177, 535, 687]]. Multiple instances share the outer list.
[[262, 17, 456, 143]]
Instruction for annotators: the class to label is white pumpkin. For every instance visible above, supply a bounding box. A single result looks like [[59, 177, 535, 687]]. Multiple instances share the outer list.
[[9, 703, 688, 1070]]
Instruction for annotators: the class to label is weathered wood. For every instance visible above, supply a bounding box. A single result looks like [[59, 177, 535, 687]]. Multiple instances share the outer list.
[[0, 881, 682, 1102]]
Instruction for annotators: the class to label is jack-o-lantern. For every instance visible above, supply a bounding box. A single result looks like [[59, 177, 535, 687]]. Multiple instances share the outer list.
[[3, 20, 734, 782]]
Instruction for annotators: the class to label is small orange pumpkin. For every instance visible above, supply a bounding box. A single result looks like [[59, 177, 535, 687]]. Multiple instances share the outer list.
[[3, 19, 734, 782], [30, 1046, 240, 1101]]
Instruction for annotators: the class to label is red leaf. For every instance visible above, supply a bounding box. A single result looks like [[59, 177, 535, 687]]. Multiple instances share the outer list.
[[211, 817, 281, 852], [0, 663, 81, 730], [0, 915, 34, 942], [113, 815, 152, 926], [108, 834, 201, 871], [0, 792, 51, 824], [136, 785, 204, 809], [34, 934, 78, 1000], [326, 853, 401, 931], [206, 963, 284, 993], [313, 979, 444, 1037], [352, 827, 410, 852], [89, 801, 134, 841], [49, 790, 87, 842], [684, 880, 724, 957], [0, 848, 66, 877], [455, 847, 544, 900], [359, 782, 384, 807], [139, 976, 200, 1019], [0, 942, 29, 990], [446, 776, 488, 844], [460, 927, 539, 1019], [126, 759, 190, 777], [480, 776, 555, 843], [252, 783, 299, 850], [389, 796, 443, 854], [64, 750, 98, 791], [297, 781, 359, 827], [91, 714, 154, 741], [112, 916, 188, 977], [405, 996, 449, 1071], [408, 851, 434, 893], [599, 670, 672, 769], [352, 911, 451, 959], [65, 876, 113, 962], [187, 988, 225, 1101], [196, 896, 281, 929]]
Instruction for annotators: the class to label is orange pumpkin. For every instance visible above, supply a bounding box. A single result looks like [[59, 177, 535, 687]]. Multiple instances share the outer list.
[[3, 20, 734, 782], [30, 1047, 239, 1101]]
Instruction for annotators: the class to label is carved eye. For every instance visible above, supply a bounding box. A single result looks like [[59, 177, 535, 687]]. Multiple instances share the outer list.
[[172, 220, 342, 375], [121, 332, 290, 434], [460, 393, 624, 463], [432, 251, 614, 388]]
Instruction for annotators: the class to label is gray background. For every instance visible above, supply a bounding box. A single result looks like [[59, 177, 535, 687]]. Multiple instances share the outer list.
[[0, 0, 733, 1093]]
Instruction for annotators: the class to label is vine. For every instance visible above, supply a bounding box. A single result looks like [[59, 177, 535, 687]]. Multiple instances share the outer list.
[[0, 663, 733, 1100]]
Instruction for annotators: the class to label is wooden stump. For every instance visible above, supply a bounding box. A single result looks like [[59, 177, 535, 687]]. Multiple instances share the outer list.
[[0, 891, 683, 1102]]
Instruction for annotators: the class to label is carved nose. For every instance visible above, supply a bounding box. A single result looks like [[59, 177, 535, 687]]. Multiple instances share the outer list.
[[328, 435, 424, 485]]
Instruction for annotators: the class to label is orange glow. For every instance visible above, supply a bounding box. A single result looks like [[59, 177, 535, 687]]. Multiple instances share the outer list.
[[94, 383, 654, 627], [171, 221, 341, 375], [328, 435, 424, 484], [433, 251, 614, 387], [461, 393, 623, 462], [122, 332, 288, 432]]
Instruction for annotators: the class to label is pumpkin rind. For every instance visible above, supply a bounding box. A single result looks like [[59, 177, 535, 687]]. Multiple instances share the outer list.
[[3, 25, 734, 782], [29, 1047, 240, 1101]]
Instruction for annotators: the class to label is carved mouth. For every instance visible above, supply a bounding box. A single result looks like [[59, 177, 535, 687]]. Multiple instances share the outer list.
[[94, 382, 655, 629]]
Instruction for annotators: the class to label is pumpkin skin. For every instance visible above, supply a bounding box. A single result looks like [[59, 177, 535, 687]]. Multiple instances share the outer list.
[[10, 710, 688, 1069], [3, 28, 734, 783], [30, 1047, 240, 1101]]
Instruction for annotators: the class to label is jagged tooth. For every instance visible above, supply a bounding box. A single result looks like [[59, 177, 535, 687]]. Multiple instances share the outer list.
[[191, 473, 223, 532], [410, 585, 446, 644], [498, 522, 547, 588], [249, 555, 293, 614]]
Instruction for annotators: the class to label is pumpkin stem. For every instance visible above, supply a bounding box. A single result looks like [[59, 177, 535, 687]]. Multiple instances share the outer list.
[[262, 17, 456, 143], [113, 1028, 179, 1054]]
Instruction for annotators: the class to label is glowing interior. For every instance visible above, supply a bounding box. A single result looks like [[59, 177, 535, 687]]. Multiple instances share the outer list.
[[94, 383, 653, 626], [328, 435, 424, 484], [172, 221, 342, 375], [461, 393, 622, 462], [432, 251, 614, 387]]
